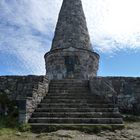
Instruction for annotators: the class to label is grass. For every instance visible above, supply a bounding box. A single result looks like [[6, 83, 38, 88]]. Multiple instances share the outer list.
[[0, 123, 133, 140], [0, 121, 138, 140], [0, 118, 33, 140], [0, 128, 35, 140], [0, 115, 32, 140]]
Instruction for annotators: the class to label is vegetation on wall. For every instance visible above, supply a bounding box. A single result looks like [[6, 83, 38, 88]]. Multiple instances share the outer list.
[[0, 91, 18, 128], [0, 91, 31, 132]]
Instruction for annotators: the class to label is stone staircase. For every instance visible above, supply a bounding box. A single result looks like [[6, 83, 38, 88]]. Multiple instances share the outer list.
[[29, 80, 123, 130]]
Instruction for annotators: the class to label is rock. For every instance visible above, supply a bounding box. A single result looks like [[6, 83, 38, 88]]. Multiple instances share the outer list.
[[15, 132, 21, 136]]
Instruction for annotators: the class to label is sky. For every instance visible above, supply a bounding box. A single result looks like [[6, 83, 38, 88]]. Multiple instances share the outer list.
[[0, 0, 140, 77]]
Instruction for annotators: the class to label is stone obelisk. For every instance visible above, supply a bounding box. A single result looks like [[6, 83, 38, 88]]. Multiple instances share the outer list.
[[44, 0, 99, 79]]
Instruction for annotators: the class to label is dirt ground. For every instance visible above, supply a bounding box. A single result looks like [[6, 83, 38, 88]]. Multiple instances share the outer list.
[[0, 122, 140, 140]]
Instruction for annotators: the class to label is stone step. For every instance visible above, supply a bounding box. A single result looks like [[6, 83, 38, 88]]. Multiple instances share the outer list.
[[49, 82, 88, 86], [46, 93, 98, 96], [30, 124, 124, 132], [38, 103, 115, 108], [50, 80, 89, 83], [49, 84, 88, 88], [35, 108, 119, 112], [50, 80, 89, 85], [29, 80, 123, 129], [41, 98, 110, 104], [48, 89, 90, 93], [49, 86, 89, 88], [47, 92, 91, 95], [39, 101, 114, 107], [49, 86, 89, 90], [46, 93, 93, 96], [44, 95, 101, 100], [29, 118, 123, 124], [32, 112, 122, 118]]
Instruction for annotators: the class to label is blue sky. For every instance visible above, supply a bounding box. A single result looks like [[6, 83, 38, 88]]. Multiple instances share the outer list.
[[0, 0, 140, 77]]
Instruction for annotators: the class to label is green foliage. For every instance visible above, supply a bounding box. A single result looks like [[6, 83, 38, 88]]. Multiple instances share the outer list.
[[0, 92, 19, 129], [0, 117, 31, 132], [0, 91, 31, 132], [0, 91, 18, 117], [0, 128, 17, 136], [0, 116, 18, 128], [19, 123, 31, 132]]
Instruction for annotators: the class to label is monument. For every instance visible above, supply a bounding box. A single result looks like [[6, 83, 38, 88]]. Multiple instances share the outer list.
[[1, 0, 140, 130], [44, 0, 99, 80]]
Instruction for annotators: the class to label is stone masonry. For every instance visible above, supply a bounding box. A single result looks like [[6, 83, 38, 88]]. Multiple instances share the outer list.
[[0, 76, 49, 123], [90, 77, 140, 115], [0, 76, 140, 123], [0, 0, 140, 124], [45, 48, 99, 79], [44, 0, 99, 80], [51, 0, 92, 51]]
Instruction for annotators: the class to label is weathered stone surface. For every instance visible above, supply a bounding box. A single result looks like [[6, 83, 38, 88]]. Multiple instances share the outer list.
[[90, 77, 140, 115], [29, 79, 123, 129], [45, 47, 99, 80], [0, 75, 140, 121], [0, 76, 44, 99], [0, 75, 49, 123], [44, 0, 100, 80], [1, 0, 140, 126], [51, 0, 92, 51]]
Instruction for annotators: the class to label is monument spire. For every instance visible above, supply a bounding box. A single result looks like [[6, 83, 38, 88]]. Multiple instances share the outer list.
[[51, 0, 92, 50], [45, 0, 99, 80]]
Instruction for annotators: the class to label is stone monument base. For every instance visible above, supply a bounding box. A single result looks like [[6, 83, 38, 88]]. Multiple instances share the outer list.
[[44, 47, 99, 80]]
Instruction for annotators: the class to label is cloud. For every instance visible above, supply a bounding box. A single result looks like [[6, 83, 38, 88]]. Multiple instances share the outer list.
[[82, 0, 140, 52], [0, 0, 63, 75], [0, 0, 140, 75]]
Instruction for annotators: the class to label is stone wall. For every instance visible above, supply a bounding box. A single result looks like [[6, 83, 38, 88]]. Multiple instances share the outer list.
[[0, 75, 49, 122], [1, 75, 140, 121], [45, 47, 99, 80], [90, 77, 140, 115], [0, 76, 44, 99]]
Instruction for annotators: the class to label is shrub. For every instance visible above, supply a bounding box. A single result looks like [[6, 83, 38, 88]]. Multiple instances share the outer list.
[[0, 91, 19, 129], [0, 91, 18, 117], [19, 123, 31, 132]]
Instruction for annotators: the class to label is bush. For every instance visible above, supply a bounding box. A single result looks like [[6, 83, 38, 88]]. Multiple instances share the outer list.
[[0, 92, 31, 132], [0, 92, 18, 117], [0, 116, 19, 128], [0, 91, 20, 129], [19, 123, 31, 132]]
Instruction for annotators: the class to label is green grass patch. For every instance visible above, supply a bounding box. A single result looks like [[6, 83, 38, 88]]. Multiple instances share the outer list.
[[18, 123, 31, 132], [0, 91, 31, 133], [0, 128, 18, 136]]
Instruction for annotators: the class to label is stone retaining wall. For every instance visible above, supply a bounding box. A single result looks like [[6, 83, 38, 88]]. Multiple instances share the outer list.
[[90, 77, 140, 115], [0, 75, 49, 122], [45, 47, 99, 79], [0, 75, 140, 122]]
